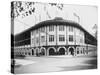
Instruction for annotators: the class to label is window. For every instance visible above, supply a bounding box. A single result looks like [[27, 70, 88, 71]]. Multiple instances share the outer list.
[[41, 27, 45, 32], [31, 31, 33, 36], [36, 37, 39, 44], [81, 50, 83, 54], [32, 31, 34, 36], [83, 48, 85, 54], [59, 35, 65, 42], [77, 50, 79, 54], [49, 26, 54, 31], [59, 26, 64, 31], [36, 30, 39, 34], [32, 38, 34, 44], [80, 30, 83, 36], [49, 35, 54, 42], [77, 48, 79, 54], [28, 53, 31, 55], [80, 38, 83, 43], [69, 26, 73, 32], [69, 35, 73, 42], [41, 36, 45, 43]]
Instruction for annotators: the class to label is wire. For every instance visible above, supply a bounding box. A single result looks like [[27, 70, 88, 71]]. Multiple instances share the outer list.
[[15, 18, 32, 27]]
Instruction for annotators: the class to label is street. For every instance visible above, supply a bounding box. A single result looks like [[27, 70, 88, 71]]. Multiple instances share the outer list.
[[14, 55, 97, 74]]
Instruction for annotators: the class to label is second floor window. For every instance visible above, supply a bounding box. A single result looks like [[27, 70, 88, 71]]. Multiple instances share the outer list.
[[32, 38, 34, 44], [36, 37, 39, 44], [69, 35, 73, 42], [59, 35, 65, 42], [49, 26, 54, 31], [41, 36, 45, 43], [80, 38, 83, 43], [49, 35, 54, 42]]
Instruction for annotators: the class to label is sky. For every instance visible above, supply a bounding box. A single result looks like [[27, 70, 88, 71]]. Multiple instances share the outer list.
[[13, 2, 98, 36]]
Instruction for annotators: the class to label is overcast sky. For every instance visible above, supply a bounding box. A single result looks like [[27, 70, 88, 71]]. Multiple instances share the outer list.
[[14, 2, 98, 35]]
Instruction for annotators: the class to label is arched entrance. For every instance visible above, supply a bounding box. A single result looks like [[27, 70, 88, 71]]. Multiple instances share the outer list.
[[32, 49, 34, 55], [76, 47, 79, 54], [58, 47, 66, 55], [69, 47, 75, 56], [48, 48, 55, 55], [83, 48, 85, 54], [35, 48, 39, 56], [40, 47, 46, 56]]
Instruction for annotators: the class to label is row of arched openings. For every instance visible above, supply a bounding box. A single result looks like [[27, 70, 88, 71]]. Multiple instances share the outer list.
[[31, 47, 75, 56], [31, 48, 46, 56], [49, 47, 74, 55]]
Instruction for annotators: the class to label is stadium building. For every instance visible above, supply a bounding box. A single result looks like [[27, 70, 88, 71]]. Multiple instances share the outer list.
[[13, 17, 97, 56]]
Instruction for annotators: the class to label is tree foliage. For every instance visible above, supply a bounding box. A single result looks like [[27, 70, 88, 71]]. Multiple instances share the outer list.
[[11, 1, 35, 18], [49, 3, 63, 10], [11, 2, 64, 19]]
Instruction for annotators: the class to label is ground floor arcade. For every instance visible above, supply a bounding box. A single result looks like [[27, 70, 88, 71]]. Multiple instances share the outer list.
[[14, 45, 89, 57]]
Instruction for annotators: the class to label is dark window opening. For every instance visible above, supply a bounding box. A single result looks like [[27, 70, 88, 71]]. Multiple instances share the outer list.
[[69, 35, 73, 42], [49, 35, 54, 42], [49, 26, 54, 31], [59, 26, 64, 31], [59, 35, 65, 42]]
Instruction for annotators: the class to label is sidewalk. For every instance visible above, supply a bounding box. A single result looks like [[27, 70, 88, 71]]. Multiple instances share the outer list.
[[15, 59, 36, 66]]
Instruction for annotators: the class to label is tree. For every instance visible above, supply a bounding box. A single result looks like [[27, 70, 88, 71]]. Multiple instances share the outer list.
[[11, 1, 35, 19]]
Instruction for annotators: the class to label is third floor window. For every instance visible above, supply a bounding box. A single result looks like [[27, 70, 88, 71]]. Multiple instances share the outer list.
[[49, 26, 54, 31], [59, 25, 65, 31], [69, 26, 73, 32], [41, 27, 45, 32]]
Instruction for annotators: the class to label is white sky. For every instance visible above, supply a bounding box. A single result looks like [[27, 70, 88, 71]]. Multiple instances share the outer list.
[[14, 2, 98, 35]]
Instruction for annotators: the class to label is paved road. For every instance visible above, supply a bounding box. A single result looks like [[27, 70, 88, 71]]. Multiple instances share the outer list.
[[14, 55, 97, 74]]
